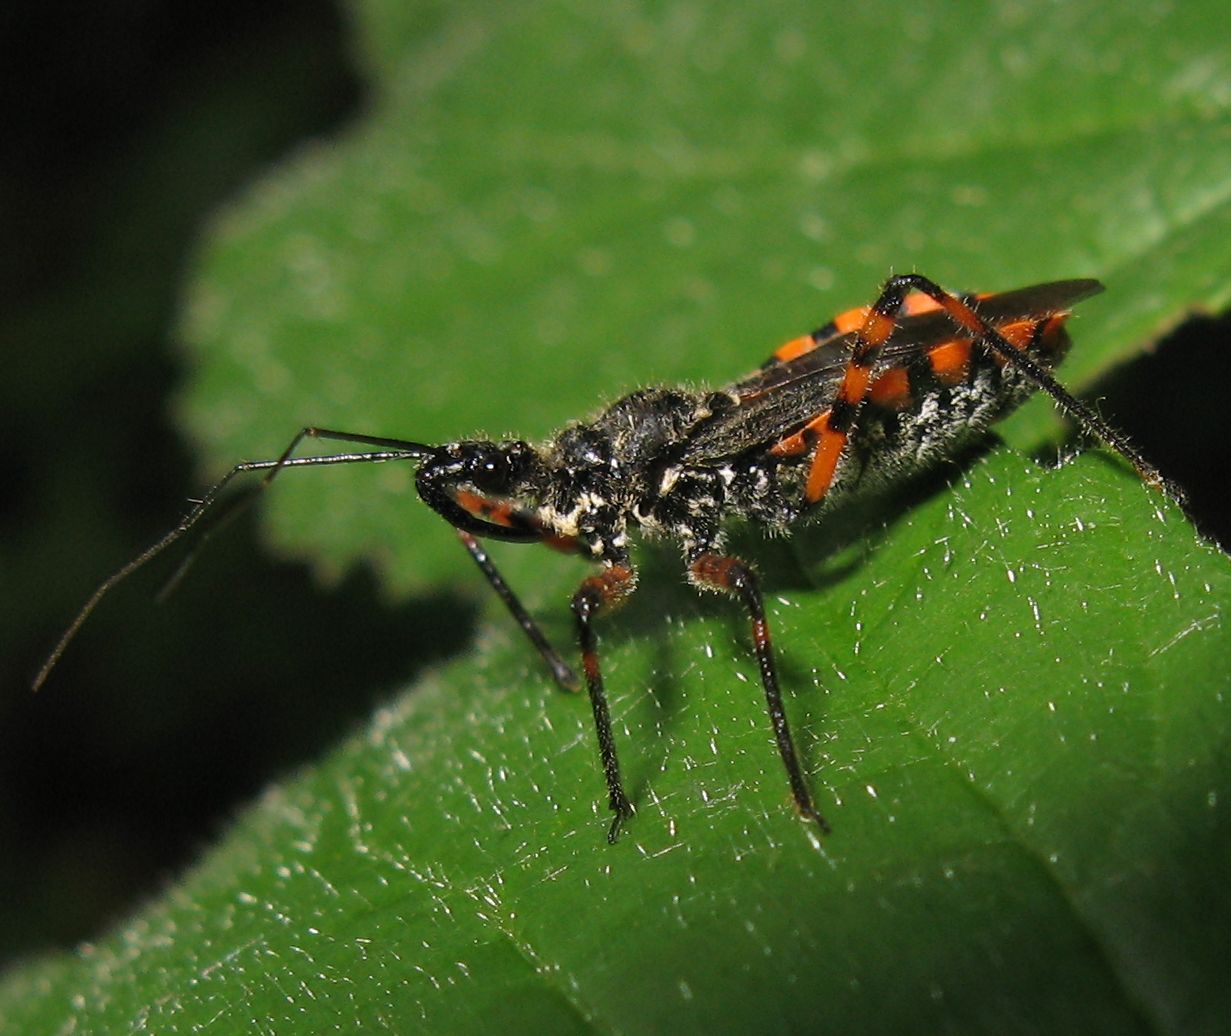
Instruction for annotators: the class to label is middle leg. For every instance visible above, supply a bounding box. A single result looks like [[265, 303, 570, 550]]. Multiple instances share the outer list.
[[690, 553, 829, 833]]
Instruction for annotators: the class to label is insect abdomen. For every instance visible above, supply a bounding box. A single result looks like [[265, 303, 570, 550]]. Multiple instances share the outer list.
[[839, 315, 1075, 496]]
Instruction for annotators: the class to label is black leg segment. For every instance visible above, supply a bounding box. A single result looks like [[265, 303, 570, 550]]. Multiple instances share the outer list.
[[690, 553, 829, 833], [571, 565, 637, 842]]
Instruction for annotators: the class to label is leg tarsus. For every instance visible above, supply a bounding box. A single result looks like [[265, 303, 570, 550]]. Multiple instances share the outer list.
[[607, 796, 635, 844]]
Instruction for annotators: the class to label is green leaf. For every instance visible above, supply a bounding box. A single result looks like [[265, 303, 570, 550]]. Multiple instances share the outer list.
[[7, 2, 1231, 1033], [6, 454, 1229, 1033]]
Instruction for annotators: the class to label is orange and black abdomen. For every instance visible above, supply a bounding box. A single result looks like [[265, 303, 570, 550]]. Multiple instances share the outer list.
[[702, 279, 1101, 512], [866, 308, 1075, 414], [810, 294, 1085, 505]]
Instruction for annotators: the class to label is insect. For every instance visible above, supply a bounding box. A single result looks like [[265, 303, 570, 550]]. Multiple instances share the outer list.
[[36, 273, 1181, 842]]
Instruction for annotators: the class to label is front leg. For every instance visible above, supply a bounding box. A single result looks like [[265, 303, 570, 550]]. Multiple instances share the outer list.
[[454, 529, 579, 691], [571, 564, 638, 842]]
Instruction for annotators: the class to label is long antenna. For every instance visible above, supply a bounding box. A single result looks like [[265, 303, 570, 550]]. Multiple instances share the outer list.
[[33, 426, 435, 691]]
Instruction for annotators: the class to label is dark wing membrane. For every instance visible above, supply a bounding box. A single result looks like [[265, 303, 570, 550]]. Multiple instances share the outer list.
[[730, 277, 1104, 403], [684, 338, 852, 462], [967, 278, 1103, 321], [682, 279, 1103, 464]]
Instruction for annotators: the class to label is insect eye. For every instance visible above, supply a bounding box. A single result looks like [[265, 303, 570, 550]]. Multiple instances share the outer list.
[[468, 447, 512, 492], [480, 457, 505, 483]]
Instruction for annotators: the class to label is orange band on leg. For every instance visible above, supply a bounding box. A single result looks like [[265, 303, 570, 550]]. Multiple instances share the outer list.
[[805, 421, 846, 504]]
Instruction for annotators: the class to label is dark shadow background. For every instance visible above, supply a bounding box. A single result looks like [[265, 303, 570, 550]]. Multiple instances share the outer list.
[[1, 0, 1228, 972], [0, 1, 475, 969]]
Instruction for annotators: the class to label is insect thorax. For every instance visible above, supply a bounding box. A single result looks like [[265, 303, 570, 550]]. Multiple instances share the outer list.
[[531, 388, 710, 559], [529, 387, 793, 561]]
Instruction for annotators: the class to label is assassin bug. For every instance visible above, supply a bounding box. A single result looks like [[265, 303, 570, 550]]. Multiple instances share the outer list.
[[35, 274, 1181, 843]]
